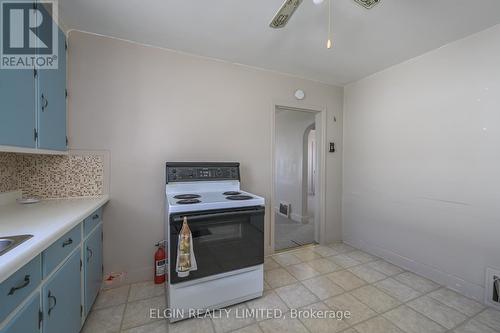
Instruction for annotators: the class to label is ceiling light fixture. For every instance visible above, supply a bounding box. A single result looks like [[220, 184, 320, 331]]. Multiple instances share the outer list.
[[353, 0, 380, 9], [326, 0, 333, 49], [270, 0, 379, 48]]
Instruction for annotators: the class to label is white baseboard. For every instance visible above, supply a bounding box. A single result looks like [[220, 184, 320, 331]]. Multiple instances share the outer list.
[[343, 237, 486, 304], [291, 213, 309, 224], [103, 266, 153, 288]]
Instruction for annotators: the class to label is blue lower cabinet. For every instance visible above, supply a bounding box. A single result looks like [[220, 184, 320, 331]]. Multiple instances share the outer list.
[[42, 250, 82, 333], [0, 293, 40, 333], [83, 208, 102, 237], [0, 255, 41, 323], [84, 224, 103, 316], [42, 224, 81, 277]]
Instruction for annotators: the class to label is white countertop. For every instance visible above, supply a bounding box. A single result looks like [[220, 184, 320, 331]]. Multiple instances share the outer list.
[[0, 195, 109, 283]]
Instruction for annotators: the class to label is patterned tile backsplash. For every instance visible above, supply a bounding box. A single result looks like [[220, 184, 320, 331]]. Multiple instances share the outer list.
[[0, 153, 18, 193], [0, 152, 104, 199]]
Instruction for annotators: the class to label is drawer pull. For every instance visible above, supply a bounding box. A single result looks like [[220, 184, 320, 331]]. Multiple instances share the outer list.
[[92, 214, 99, 220], [8, 275, 30, 295], [87, 246, 93, 262], [48, 291, 57, 315], [62, 238, 73, 247]]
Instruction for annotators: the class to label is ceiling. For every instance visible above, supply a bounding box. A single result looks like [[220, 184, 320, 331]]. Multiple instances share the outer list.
[[59, 0, 500, 86]]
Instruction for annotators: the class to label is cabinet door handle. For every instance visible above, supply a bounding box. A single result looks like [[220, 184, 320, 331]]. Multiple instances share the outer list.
[[62, 238, 73, 247], [8, 275, 30, 295], [92, 214, 99, 220], [41, 94, 49, 111], [48, 291, 57, 316], [87, 246, 93, 262]]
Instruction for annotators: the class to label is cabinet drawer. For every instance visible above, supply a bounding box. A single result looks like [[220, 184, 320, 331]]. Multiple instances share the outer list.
[[42, 225, 81, 277], [84, 208, 102, 236], [0, 255, 41, 323], [0, 292, 40, 333]]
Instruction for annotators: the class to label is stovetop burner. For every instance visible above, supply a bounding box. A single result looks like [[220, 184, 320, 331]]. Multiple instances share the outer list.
[[223, 191, 241, 196], [226, 195, 253, 200], [174, 194, 201, 199], [177, 199, 201, 204]]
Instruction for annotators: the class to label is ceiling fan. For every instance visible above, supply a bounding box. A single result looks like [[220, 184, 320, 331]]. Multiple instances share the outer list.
[[269, 0, 380, 48]]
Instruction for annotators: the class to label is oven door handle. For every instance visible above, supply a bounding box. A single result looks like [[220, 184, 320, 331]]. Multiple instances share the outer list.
[[172, 208, 264, 223]]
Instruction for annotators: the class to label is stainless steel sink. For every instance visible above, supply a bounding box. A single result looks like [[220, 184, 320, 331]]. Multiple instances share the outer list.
[[0, 235, 33, 256]]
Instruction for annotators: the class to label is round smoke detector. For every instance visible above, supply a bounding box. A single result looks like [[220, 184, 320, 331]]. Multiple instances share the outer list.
[[294, 89, 305, 100]]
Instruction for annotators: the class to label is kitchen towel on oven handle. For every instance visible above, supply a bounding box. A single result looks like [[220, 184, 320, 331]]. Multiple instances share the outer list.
[[176, 216, 198, 277]]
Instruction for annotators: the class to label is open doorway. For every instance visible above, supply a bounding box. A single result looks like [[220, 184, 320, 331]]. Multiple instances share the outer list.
[[273, 106, 321, 251]]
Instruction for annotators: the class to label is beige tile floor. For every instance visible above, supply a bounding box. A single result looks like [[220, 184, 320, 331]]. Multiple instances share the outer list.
[[82, 243, 500, 333]]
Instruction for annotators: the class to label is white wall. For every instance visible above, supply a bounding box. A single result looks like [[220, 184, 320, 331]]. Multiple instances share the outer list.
[[67, 31, 344, 283], [275, 110, 316, 222], [343, 24, 500, 302]]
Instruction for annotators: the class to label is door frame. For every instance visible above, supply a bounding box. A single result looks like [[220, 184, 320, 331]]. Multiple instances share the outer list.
[[302, 122, 316, 226], [269, 102, 327, 254]]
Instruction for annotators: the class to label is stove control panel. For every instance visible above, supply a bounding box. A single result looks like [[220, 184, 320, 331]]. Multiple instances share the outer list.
[[166, 163, 240, 183]]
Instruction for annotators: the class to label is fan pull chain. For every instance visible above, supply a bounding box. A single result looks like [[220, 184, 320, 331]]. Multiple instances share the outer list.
[[327, 0, 333, 49]]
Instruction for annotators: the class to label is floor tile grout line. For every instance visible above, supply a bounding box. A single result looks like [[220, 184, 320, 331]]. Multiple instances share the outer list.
[[227, 321, 265, 333], [209, 302, 257, 333], [335, 269, 472, 331], [414, 291, 482, 319], [118, 284, 132, 332], [267, 245, 479, 333], [104, 280, 473, 333], [86, 243, 496, 333], [469, 308, 500, 332], [214, 243, 492, 333], [177, 244, 486, 332]]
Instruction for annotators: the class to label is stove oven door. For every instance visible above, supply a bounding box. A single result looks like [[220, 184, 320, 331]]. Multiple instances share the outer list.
[[169, 206, 265, 284]]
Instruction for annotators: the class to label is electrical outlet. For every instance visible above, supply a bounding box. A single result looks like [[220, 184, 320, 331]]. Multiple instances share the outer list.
[[485, 268, 500, 309]]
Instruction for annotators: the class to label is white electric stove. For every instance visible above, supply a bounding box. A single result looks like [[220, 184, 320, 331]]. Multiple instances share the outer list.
[[165, 162, 265, 322]]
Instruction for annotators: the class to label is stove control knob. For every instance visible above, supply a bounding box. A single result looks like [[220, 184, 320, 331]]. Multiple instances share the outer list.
[[216, 169, 223, 177]]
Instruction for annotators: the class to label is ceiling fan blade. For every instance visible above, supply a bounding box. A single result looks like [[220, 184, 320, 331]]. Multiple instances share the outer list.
[[353, 0, 380, 9], [269, 0, 303, 29]]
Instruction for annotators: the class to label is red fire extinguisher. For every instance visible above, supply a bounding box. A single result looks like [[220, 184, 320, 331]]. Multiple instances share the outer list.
[[154, 241, 167, 284]]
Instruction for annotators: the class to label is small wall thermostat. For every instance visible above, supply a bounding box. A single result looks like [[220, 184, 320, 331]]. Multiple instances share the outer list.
[[294, 89, 305, 100], [329, 142, 336, 153]]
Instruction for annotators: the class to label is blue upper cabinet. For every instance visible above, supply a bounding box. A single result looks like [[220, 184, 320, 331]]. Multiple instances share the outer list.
[[0, 2, 67, 151], [36, 18, 67, 151], [0, 68, 36, 148]]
